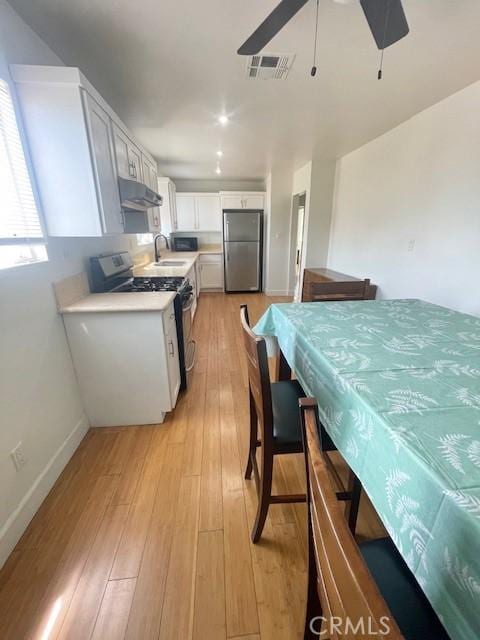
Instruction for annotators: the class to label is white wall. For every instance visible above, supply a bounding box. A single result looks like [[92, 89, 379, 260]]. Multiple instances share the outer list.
[[328, 79, 480, 317], [0, 0, 151, 567], [306, 158, 336, 268], [290, 158, 336, 299], [265, 166, 293, 295]]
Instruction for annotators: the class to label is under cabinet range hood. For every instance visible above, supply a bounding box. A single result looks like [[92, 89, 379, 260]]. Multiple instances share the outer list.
[[118, 177, 163, 212]]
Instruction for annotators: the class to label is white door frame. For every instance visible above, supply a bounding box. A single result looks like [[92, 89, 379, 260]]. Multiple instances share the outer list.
[[287, 191, 307, 300]]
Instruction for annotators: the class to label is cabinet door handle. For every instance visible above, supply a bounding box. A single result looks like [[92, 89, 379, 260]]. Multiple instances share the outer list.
[[168, 340, 174, 357]]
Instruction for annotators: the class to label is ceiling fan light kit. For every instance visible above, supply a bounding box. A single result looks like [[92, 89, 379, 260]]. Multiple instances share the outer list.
[[237, 0, 410, 78]]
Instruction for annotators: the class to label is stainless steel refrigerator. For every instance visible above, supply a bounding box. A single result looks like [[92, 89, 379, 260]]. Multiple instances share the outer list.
[[223, 209, 263, 292]]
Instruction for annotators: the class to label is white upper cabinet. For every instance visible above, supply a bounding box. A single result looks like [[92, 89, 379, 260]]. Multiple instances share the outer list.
[[175, 193, 222, 232], [142, 155, 161, 232], [112, 123, 143, 183], [11, 65, 158, 237], [196, 195, 222, 231], [176, 195, 197, 231], [157, 177, 178, 235], [83, 93, 123, 234], [220, 192, 265, 211]]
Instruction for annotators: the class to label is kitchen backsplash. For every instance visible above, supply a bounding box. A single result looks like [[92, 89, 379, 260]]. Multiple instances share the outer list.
[[170, 231, 222, 246]]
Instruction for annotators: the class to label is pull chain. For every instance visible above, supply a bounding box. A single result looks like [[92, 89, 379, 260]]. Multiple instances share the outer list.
[[311, 0, 320, 77], [378, 0, 391, 80], [378, 47, 385, 80]]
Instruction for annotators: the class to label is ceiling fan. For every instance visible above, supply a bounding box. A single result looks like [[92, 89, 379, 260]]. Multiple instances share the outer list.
[[237, 0, 410, 56]]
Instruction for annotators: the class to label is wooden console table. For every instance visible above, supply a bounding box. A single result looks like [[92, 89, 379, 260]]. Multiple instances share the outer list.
[[302, 268, 377, 302]]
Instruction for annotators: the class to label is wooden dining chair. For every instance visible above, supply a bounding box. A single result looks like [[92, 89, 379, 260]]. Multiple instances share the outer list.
[[240, 305, 361, 543], [299, 398, 451, 640]]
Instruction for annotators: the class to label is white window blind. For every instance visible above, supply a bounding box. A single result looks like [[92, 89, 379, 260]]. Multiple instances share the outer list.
[[0, 78, 43, 243]]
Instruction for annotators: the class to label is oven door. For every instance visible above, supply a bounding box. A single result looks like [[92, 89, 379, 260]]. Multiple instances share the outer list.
[[182, 292, 196, 373]]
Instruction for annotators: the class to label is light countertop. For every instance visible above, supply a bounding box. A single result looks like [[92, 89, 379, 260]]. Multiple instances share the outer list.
[[60, 291, 176, 314], [194, 244, 223, 254], [58, 245, 223, 313]]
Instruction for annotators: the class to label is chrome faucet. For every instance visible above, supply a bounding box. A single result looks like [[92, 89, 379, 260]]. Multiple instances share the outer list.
[[154, 233, 170, 262]]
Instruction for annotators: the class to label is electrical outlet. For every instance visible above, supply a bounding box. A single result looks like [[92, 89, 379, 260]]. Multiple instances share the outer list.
[[408, 239, 416, 252], [11, 442, 26, 471]]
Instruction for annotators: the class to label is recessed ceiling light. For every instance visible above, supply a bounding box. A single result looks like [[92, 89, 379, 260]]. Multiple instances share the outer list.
[[218, 115, 229, 126], [216, 150, 224, 158], [215, 166, 222, 175]]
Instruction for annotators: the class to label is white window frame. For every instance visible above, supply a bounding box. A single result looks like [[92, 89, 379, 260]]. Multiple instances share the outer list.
[[0, 70, 47, 271]]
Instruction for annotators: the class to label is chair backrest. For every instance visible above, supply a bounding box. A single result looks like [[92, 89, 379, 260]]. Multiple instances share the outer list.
[[299, 398, 403, 640], [307, 279, 374, 303], [240, 305, 273, 445]]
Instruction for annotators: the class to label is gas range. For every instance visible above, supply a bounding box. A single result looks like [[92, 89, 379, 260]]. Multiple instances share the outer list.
[[124, 276, 188, 293], [89, 252, 190, 295]]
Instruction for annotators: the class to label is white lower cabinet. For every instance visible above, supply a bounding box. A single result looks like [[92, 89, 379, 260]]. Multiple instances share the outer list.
[[199, 254, 223, 290], [62, 303, 180, 426], [165, 318, 181, 408]]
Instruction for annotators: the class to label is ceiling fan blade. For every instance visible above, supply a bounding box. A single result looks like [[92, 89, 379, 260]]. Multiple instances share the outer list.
[[360, 0, 409, 50], [237, 0, 310, 55]]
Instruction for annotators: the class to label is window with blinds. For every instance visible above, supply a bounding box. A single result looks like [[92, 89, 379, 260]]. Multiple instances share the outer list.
[[0, 77, 47, 269]]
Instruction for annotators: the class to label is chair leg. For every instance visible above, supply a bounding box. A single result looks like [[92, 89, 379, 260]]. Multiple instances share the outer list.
[[251, 446, 273, 543], [346, 471, 362, 535], [304, 507, 322, 639], [245, 391, 258, 480]]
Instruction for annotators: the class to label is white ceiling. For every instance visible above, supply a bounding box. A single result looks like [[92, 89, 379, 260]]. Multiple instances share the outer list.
[[7, 0, 480, 180]]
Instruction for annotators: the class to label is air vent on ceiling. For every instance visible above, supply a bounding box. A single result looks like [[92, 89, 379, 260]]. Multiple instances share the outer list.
[[246, 53, 295, 80]]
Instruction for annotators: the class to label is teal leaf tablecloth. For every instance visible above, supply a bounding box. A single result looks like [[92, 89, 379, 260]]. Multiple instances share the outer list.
[[254, 299, 480, 640]]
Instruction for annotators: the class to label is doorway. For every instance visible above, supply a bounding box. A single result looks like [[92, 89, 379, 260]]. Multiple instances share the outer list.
[[289, 192, 306, 301]]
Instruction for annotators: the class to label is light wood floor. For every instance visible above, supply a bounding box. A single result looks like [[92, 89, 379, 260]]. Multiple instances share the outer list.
[[0, 293, 384, 640]]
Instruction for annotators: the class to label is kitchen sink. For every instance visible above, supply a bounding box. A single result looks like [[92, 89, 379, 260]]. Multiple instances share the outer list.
[[153, 260, 188, 267]]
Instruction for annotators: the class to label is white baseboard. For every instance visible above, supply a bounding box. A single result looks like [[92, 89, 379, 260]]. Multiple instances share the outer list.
[[0, 414, 89, 569], [265, 289, 292, 296]]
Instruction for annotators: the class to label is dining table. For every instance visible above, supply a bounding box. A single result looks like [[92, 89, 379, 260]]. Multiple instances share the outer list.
[[254, 298, 480, 640]]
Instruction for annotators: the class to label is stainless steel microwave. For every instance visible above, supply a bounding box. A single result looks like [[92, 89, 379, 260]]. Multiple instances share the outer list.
[[172, 237, 198, 252]]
